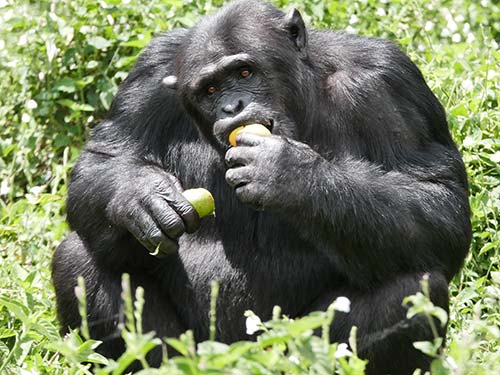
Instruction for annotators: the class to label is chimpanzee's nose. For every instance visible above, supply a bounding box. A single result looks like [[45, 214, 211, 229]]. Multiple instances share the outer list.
[[222, 99, 244, 115]]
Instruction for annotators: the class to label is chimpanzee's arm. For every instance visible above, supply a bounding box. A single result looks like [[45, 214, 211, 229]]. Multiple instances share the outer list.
[[226, 40, 471, 288], [65, 30, 200, 266], [304, 42, 471, 286], [301, 151, 471, 287]]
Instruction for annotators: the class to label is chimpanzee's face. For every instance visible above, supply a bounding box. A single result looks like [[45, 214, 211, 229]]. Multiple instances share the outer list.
[[174, 5, 307, 150]]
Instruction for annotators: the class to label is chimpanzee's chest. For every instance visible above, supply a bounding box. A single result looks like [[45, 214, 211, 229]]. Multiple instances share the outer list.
[[162, 212, 338, 342]]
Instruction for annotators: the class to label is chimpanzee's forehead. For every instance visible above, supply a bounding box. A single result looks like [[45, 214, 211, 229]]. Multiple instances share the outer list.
[[182, 15, 281, 71], [193, 18, 270, 53], [177, 1, 288, 83]]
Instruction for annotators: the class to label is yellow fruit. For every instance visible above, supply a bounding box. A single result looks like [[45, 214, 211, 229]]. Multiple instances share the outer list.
[[229, 123, 271, 147], [182, 188, 215, 218]]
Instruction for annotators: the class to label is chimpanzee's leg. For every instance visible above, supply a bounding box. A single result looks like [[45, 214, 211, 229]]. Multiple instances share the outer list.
[[52, 232, 186, 368], [304, 272, 449, 375]]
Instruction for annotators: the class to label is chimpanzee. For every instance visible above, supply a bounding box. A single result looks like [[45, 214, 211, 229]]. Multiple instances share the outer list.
[[52, 1, 471, 373]]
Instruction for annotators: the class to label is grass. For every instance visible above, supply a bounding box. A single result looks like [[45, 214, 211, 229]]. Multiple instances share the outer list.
[[0, 0, 499, 373]]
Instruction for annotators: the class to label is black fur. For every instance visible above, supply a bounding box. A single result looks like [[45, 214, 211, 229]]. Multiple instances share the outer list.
[[52, 1, 471, 374]]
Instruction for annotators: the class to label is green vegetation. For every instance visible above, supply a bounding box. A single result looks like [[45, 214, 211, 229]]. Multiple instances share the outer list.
[[0, 0, 499, 373]]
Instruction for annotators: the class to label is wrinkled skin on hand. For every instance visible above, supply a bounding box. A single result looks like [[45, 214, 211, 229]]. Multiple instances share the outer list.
[[225, 133, 325, 211], [106, 168, 200, 256]]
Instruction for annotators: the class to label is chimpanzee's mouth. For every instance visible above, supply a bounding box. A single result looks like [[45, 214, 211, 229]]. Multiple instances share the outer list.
[[212, 107, 276, 148]]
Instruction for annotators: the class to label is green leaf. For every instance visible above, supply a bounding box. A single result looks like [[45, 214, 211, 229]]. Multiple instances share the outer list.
[[54, 78, 77, 93], [121, 35, 151, 49], [166, 338, 189, 357], [0, 296, 30, 323], [490, 151, 500, 163], [430, 358, 450, 375], [87, 36, 112, 50]]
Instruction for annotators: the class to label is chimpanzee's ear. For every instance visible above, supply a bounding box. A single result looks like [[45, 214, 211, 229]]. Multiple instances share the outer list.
[[162, 75, 178, 89], [283, 8, 307, 52]]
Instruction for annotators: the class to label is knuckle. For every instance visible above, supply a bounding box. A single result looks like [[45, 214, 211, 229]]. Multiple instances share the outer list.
[[143, 227, 160, 242], [225, 149, 236, 165], [159, 212, 185, 238], [154, 179, 172, 195], [226, 169, 242, 187], [178, 202, 201, 228], [235, 185, 250, 202], [225, 167, 233, 177]]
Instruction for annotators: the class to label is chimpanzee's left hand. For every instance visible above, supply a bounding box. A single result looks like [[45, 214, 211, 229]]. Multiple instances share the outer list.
[[224, 133, 325, 211]]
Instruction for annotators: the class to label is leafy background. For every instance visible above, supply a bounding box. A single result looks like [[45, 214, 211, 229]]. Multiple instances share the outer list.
[[0, 0, 499, 373]]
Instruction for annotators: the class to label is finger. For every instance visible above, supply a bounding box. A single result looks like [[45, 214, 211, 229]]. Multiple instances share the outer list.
[[225, 146, 257, 168], [147, 196, 186, 239], [225, 166, 254, 188], [126, 208, 179, 256], [234, 183, 264, 210], [166, 174, 184, 192], [235, 132, 267, 147], [162, 190, 201, 234]]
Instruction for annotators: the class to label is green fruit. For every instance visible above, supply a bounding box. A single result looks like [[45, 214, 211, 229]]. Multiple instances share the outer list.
[[182, 188, 215, 218]]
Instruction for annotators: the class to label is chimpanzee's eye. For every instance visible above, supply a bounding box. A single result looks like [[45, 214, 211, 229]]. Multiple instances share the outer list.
[[240, 68, 252, 78], [207, 85, 217, 95]]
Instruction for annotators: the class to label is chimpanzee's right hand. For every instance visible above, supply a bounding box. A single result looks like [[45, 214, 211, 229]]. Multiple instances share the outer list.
[[106, 168, 200, 257]]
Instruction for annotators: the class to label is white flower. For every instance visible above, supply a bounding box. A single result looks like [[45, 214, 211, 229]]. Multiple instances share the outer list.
[[80, 25, 91, 34], [19, 369, 38, 375], [21, 113, 30, 123], [27, 99, 38, 109], [245, 314, 262, 335], [45, 39, 58, 62], [332, 296, 351, 313], [30, 186, 44, 196], [446, 357, 458, 369], [38, 71, 45, 81], [334, 343, 352, 358], [447, 19, 458, 33], [424, 21, 434, 32], [398, 23, 409, 31], [74, 285, 84, 300], [0, 180, 9, 195], [346, 26, 356, 34], [442, 9, 453, 23], [466, 33, 475, 43], [480, 0, 489, 8], [376, 8, 386, 17], [461, 79, 473, 91], [0, 39, 4, 50], [19, 34, 27, 46], [349, 14, 358, 25], [288, 355, 300, 365], [452, 33, 461, 43]]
